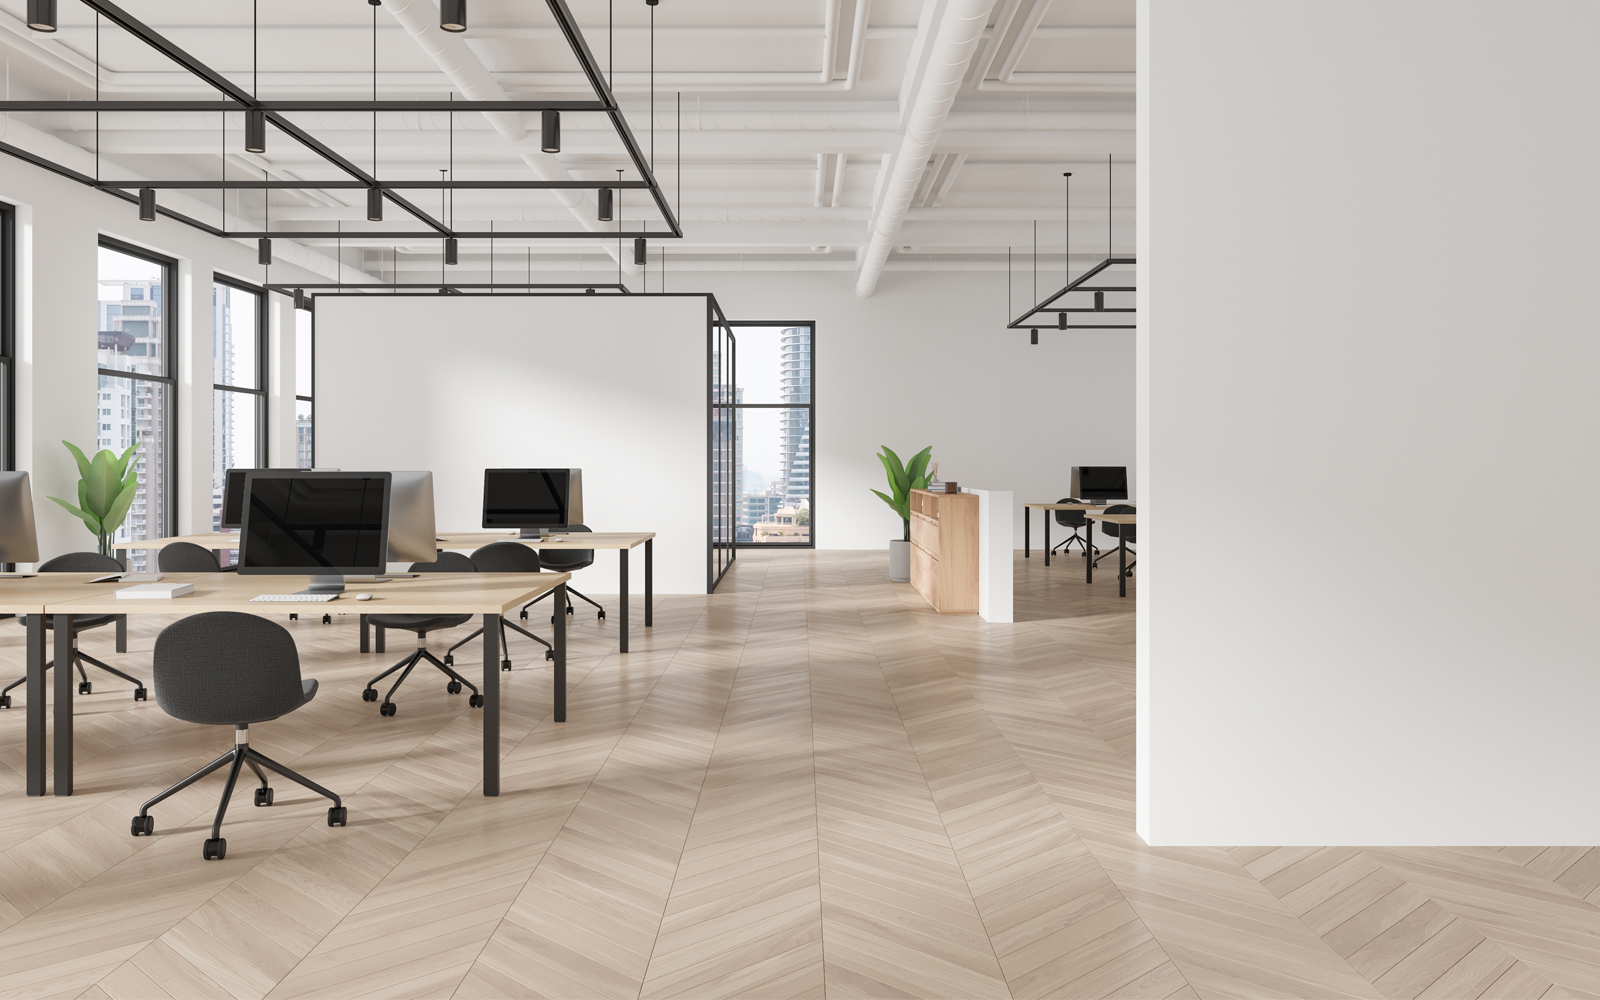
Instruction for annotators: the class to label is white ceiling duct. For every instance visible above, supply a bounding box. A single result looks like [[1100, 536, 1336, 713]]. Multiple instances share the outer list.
[[380, 0, 642, 274], [856, 0, 999, 297]]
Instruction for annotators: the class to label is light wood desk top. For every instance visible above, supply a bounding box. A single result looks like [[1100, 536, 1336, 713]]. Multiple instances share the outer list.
[[1025, 502, 1138, 511], [42, 570, 569, 617], [1085, 512, 1137, 525], [0, 573, 131, 615], [436, 531, 654, 550], [111, 532, 240, 551]]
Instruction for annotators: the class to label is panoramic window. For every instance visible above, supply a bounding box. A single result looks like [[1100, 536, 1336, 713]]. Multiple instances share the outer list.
[[296, 306, 313, 468], [732, 322, 814, 547], [213, 279, 266, 549], [98, 241, 176, 569]]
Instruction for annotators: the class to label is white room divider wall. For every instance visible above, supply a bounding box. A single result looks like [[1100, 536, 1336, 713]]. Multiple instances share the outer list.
[[315, 294, 708, 594]]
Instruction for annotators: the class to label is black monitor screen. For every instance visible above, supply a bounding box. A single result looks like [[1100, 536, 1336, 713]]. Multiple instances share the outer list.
[[1078, 466, 1129, 496], [483, 469, 569, 528], [240, 474, 389, 572], [221, 468, 251, 528]]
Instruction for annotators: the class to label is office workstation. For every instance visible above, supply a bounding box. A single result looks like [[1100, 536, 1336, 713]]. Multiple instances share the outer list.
[[8, 4, 1595, 999]]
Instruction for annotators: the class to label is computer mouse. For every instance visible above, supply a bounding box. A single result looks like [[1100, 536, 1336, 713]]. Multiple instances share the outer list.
[[355, 593, 373, 601]]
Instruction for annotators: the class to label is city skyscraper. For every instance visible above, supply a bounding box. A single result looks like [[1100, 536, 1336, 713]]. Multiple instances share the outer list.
[[97, 279, 168, 569], [778, 326, 811, 505]]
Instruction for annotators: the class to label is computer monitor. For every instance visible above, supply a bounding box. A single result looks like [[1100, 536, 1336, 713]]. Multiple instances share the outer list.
[[1071, 466, 1129, 504], [0, 471, 39, 573], [386, 471, 437, 564], [482, 469, 583, 538], [238, 471, 391, 593]]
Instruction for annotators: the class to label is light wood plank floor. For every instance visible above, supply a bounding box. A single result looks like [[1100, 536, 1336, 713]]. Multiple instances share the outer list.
[[0, 550, 1597, 999]]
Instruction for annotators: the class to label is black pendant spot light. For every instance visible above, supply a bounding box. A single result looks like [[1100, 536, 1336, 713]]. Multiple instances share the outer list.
[[440, 0, 467, 32], [1057, 310, 1066, 330], [245, 110, 266, 154], [598, 187, 614, 222], [541, 109, 561, 153], [445, 237, 458, 265], [633, 237, 646, 266], [138, 187, 156, 221], [1094, 290, 1104, 311], [1030, 331, 1038, 345], [367, 186, 384, 221], [258, 238, 273, 266], [294, 288, 307, 311], [25, 0, 56, 32]]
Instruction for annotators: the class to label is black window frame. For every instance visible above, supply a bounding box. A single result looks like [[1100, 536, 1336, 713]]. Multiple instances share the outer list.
[[98, 235, 178, 542], [730, 320, 815, 550], [0, 201, 14, 475], [211, 273, 270, 470]]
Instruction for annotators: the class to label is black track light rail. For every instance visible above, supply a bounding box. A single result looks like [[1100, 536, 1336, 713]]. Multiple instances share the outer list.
[[265, 282, 631, 294], [221, 230, 665, 240], [0, 0, 681, 244], [1007, 256, 1138, 331]]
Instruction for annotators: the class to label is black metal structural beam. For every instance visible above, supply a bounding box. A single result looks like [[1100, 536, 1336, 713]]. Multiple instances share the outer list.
[[0, 0, 681, 246], [265, 282, 631, 295], [223, 230, 662, 240], [1008, 256, 1138, 331]]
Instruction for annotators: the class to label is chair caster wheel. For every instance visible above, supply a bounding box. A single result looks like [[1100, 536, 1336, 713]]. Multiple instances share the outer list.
[[567, 606, 574, 615], [362, 688, 378, 702], [328, 806, 348, 827], [290, 613, 298, 620], [322, 614, 332, 625], [78, 681, 91, 695], [134, 687, 148, 701], [545, 649, 555, 661], [130, 814, 154, 836], [443, 654, 454, 666], [598, 611, 606, 620], [468, 694, 484, 708], [520, 611, 528, 620], [254, 787, 274, 807], [379, 702, 396, 717], [502, 660, 512, 672], [203, 838, 226, 860], [0, 694, 10, 709], [447, 680, 462, 694]]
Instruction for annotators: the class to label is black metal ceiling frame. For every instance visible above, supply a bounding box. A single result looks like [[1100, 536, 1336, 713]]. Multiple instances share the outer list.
[[1008, 256, 1138, 331], [0, 0, 680, 243], [264, 282, 631, 296]]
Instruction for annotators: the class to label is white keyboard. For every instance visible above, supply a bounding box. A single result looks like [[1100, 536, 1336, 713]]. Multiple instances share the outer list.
[[249, 593, 339, 603]]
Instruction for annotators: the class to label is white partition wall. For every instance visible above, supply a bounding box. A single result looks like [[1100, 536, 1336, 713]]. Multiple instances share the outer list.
[[1142, 1, 1600, 844], [314, 294, 709, 594]]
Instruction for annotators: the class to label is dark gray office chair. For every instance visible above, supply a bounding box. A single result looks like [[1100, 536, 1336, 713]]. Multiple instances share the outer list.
[[0, 551, 144, 709], [444, 543, 553, 673], [362, 551, 481, 717], [522, 525, 605, 621], [158, 541, 233, 573], [1092, 504, 1137, 578], [1048, 499, 1099, 559], [131, 612, 346, 860]]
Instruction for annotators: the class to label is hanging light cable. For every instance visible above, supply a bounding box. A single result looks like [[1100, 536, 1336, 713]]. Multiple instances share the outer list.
[[245, 1, 265, 152], [366, 0, 382, 221]]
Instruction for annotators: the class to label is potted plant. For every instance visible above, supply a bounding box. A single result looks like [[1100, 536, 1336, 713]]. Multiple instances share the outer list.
[[872, 445, 932, 582], [47, 440, 140, 558]]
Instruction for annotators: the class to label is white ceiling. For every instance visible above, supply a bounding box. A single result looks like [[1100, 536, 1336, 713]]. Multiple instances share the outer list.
[[0, 0, 1133, 288]]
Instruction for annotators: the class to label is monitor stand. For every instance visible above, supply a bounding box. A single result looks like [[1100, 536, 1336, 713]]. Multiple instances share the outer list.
[[519, 528, 551, 540], [302, 575, 346, 595]]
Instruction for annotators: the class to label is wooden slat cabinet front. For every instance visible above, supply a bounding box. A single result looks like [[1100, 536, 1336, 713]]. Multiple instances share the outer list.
[[907, 489, 979, 613]]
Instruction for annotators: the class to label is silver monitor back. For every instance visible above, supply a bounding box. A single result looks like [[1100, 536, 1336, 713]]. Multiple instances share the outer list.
[[0, 472, 39, 563], [387, 471, 437, 564]]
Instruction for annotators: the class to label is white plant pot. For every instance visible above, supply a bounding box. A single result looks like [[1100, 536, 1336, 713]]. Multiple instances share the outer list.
[[888, 540, 911, 582]]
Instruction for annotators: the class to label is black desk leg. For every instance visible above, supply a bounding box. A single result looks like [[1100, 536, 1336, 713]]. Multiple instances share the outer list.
[[1118, 536, 1127, 598], [116, 615, 127, 653], [360, 615, 370, 654], [554, 583, 567, 723], [619, 548, 630, 654], [1044, 515, 1051, 566], [1025, 508, 1031, 558], [26, 615, 45, 796], [483, 613, 500, 796], [1086, 522, 1095, 584], [644, 539, 653, 628], [375, 626, 386, 654], [54, 614, 73, 796]]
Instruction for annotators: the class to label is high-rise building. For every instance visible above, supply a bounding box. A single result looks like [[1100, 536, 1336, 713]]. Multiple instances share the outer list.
[[778, 326, 811, 505], [98, 280, 167, 570]]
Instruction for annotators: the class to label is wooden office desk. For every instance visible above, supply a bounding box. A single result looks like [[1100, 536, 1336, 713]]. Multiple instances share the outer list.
[[435, 531, 654, 652], [1023, 502, 1137, 566], [1085, 512, 1137, 597], [31, 570, 569, 798], [111, 532, 240, 552]]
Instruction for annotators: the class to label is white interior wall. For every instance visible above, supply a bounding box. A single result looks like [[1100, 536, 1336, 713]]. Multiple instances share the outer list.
[[1, 160, 322, 565], [312, 295, 708, 595], [1142, 1, 1600, 843]]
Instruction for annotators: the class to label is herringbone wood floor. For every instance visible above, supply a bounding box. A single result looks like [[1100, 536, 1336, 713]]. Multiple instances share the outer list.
[[0, 550, 1597, 999]]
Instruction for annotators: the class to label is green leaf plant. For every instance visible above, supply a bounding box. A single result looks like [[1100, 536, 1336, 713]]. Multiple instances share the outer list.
[[871, 445, 933, 542], [47, 440, 140, 559]]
